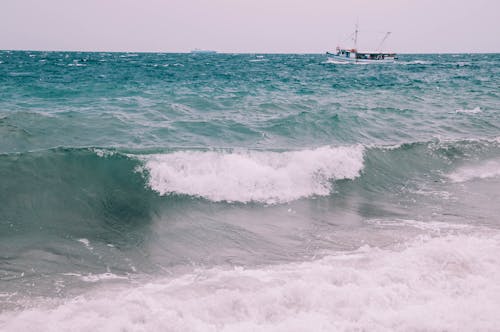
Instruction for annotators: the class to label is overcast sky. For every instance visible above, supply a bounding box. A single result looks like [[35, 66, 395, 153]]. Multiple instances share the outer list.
[[1, 0, 498, 53]]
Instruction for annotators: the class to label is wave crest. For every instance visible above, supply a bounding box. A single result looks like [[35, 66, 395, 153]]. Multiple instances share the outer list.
[[448, 159, 500, 183], [142, 146, 364, 204]]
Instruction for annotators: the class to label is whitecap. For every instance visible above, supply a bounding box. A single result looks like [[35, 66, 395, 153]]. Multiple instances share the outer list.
[[454, 107, 481, 114], [448, 159, 500, 183], [79, 273, 129, 283], [77, 238, 93, 250], [3, 230, 500, 331], [399, 60, 432, 65], [92, 148, 116, 158], [140, 146, 365, 204]]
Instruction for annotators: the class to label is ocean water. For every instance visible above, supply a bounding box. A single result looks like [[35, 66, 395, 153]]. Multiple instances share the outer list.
[[1, 51, 499, 331]]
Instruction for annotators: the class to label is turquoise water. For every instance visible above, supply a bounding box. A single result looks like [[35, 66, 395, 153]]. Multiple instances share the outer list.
[[1, 51, 500, 330], [1, 52, 499, 152]]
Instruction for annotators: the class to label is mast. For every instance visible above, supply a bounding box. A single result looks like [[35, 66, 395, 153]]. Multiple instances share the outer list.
[[353, 23, 359, 51]]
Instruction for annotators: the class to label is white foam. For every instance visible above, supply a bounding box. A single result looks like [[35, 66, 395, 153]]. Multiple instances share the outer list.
[[412, 186, 454, 200], [401, 60, 432, 65], [454, 107, 481, 114], [2, 231, 500, 331], [141, 146, 364, 204], [79, 273, 129, 283], [365, 218, 471, 232], [92, 148, 116, 158], [448, 159, 500, 183], [77, 238, 93, 250], [62, 271, 129, 283]]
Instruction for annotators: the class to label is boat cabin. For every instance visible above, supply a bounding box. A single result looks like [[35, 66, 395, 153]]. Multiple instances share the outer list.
[[356, 52, 397, 60], [327, 47, 397, 62]]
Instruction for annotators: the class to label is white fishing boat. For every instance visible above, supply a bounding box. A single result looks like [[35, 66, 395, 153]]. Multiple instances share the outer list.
[[326, 25, 397, 63]]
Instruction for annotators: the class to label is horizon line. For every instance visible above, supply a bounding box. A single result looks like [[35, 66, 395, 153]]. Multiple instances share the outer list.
[[1, 48, 499, 55]]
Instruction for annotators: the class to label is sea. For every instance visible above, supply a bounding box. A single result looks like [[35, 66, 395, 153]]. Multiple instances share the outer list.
[[0, 51, 499, 331]]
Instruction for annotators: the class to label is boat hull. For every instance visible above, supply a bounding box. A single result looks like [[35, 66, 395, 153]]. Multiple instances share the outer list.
[[327, 54, 395, 64]]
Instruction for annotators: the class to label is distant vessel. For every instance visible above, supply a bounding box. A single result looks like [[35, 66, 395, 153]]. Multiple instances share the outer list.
[[326, 24, 397, 63], [190, 49, 217, 54]]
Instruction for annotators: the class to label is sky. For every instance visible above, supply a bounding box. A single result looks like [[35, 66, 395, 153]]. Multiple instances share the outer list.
[[0, 0, 498, 53]]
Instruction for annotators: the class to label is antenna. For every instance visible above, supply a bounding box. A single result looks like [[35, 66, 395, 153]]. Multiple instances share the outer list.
[[377, 32, 392, 52]]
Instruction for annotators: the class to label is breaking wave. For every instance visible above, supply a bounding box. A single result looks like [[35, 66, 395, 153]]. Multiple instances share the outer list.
[[1, 138, 499, 216], [448, 159, 500, 183], [142, 146, 365, 204], [2, 228, 499, 332]]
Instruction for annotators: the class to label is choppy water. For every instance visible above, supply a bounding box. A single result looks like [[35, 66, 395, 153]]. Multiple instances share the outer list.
[[1, 51, 500, 331]]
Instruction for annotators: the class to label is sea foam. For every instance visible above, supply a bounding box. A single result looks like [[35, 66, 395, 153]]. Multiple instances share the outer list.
[[454, 107, 481, 114], [141, 146, 364, 204], [2, 230, 500, 332], [448, 159, 500, 183]]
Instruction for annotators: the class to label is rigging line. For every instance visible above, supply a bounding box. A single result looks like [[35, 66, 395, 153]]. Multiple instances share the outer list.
[[377, 32, 392, 52]]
